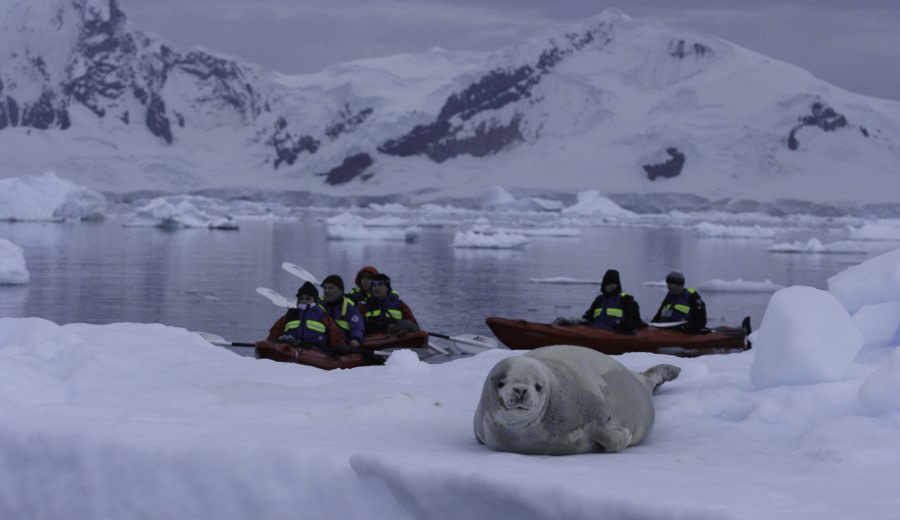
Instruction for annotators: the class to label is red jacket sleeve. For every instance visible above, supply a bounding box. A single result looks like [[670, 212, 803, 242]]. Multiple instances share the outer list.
[[267, 315, 289, 341], [401, 303, 418, 324]]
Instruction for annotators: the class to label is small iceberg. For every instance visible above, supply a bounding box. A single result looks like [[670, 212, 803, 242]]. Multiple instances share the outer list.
[[0, 238, 29, 284], [124, 197, 239, 230], [451, 230, 528, 249], [0, 172, 106, 221], [767, 238, 864, 254]]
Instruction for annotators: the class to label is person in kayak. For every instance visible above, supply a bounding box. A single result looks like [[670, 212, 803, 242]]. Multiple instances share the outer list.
[[267, 281, 348, 350], [651, 271, 708, 333], [580, 269, 646, 333], [320, 274, 366, 349], [360, 273, 420, 334], [348, 266, 379, 305]]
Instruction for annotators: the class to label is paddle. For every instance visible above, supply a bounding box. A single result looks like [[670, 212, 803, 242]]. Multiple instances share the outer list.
[[647, 321, 688, 328], [256, 287, 293, 308], [281, 262, 499, 356], [197, 331, 256, 348], [427, 332, 499, 354], [282, 262, 321, 285], [197, 331, 400, 358]]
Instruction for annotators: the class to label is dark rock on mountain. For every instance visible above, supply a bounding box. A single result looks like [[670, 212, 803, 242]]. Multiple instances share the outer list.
[[379, 24, 612, 162], [321, 153, 374, 185], [644, 148, 686, 180], [267, 117, 320, 168], [326, 105, 373, 140], [787, 101, 851, 150]]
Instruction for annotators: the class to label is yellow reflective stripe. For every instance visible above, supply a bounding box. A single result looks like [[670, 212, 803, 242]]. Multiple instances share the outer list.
[[285, 319, 326, 333], [674, 304, 691, 314], [387, 309, 402, 319], [606, 308, 623, 318], [306, 320, 326, 333], [335, 319, 349, 330], [365, 310, 381, 319]]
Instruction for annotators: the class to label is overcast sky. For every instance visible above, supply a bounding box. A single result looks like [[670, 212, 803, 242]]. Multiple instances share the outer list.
[[120, 0, 899, 101]]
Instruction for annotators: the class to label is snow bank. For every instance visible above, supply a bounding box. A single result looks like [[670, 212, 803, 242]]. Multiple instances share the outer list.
[[828, 246, 900, 314], [858, 351, 900, 414], [0, 238, 29, 284], [0, 172, 105, 221], [852, 302, 900, 352], [749, 286, 863, 389]]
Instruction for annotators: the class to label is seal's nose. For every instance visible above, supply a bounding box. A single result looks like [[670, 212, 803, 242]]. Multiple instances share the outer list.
[[502, 384, 531, 409]]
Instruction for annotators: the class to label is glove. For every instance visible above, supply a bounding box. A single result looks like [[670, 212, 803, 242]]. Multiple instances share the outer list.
[[553, 317, 576, 326], [278, 334, 298, 346]]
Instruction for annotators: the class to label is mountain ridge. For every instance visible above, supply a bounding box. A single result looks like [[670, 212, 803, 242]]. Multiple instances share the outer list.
[[1, 0, 899, 215]]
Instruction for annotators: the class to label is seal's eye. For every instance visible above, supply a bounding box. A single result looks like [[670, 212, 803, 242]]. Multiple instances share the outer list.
[[497, 381, 505, 389], [534, 383, 543, 392]]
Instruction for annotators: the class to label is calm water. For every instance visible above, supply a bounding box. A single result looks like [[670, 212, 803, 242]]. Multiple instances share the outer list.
[[0, 216, 889, 346]]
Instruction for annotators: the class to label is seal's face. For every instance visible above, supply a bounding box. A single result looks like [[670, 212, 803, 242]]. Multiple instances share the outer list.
[[489, 357, 551, 423]]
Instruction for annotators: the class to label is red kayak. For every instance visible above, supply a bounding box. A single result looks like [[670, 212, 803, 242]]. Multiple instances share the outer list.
[[255, 330, 430, 370], [485, 316, 751, 357]]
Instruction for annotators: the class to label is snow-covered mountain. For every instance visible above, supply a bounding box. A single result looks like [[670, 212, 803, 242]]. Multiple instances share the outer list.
[[1, 0, 899, 215]]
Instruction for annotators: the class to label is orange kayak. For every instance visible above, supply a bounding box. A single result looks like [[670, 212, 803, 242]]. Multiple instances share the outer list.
[[255, 330, 430, 370], [485, 316, 751, 357]]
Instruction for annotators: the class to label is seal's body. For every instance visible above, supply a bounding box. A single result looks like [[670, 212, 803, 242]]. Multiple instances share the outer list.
[[474, 345, 680, 455]]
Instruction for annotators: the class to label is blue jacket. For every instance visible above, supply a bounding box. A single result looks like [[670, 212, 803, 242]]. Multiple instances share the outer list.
[[281, 304, 330, 348], [324, 296, 366, 344], [583, 292, 644, 332], [652, 288, 707, 332]]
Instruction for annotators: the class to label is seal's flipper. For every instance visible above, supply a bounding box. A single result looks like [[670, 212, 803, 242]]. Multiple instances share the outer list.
[[592, 419, 632, 453], [642, 364, 681, 391]]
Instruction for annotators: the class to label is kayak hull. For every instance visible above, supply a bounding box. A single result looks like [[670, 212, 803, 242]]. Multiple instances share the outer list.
[[254, 330, 430, 370], [254, 341, 373, 369], [485, 316, 750, 357]]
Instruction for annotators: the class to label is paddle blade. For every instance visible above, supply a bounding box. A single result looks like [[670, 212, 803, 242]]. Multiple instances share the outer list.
[[448, 334, 499, 354], [282, 262, 321, 285], [256, 287, 293, 308]]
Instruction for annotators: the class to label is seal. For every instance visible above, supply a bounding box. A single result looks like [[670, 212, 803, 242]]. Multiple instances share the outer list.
[[474, 345, 680, 455]]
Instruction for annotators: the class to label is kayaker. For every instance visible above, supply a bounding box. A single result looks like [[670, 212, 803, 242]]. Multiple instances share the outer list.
[[348, 266, 379, 305], [267, 281, 348, 350], [360, 273, 420, 334], [651, 271, 708, 333], [320, 274, 366, 349], [580, 269, 646, 333]]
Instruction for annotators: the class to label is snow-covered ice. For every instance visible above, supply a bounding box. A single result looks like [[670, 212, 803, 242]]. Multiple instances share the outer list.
[[0, 238, 29, 284], [0, 172, 105, 221], [123, 196, 240, 229], [768, 237, 865, 254], [451, 230, 529, 249], [2, 247, 900, 519], [847, 220, 900, 241], [693, 222, 778, 238]]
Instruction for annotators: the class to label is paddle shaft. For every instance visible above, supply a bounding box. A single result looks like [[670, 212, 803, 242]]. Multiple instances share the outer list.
[[427, 331, 497, 349]]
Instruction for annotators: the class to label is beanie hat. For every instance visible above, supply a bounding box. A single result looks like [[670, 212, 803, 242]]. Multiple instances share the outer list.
[[372, 273, 391, 288], [601, 269, 621, 288], [665, 271, 685, 285], [320, 274, 345, 291], [296, 281, 319, 299]]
